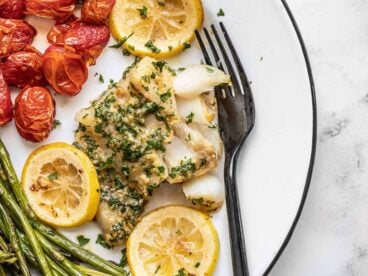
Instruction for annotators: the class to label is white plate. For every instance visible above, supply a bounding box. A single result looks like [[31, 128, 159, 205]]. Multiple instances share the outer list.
[[0, 0, 316, 275]]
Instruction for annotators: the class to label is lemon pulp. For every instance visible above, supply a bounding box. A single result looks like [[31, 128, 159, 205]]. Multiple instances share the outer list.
[[127, 205, 219, 276], [22, 142, 100, 227], [110, 0, 203, 58]]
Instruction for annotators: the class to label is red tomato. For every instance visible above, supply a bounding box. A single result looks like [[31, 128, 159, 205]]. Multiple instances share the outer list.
[[0, 0, 26, 19], [81, 0, 116, 24], [0, 70, 13, 126], [25, 0, 75, 22], [14, 86, 55, 142], [1, 46, 45, 88], [43, 45, 88, 96], [47, 20, 110, 65], [0, 19, 36, 57]]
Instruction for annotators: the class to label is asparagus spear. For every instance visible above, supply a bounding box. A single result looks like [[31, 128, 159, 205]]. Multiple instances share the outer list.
[[0, 250, 16, 264], [0, 265, 6, 276], [0, 203, 30, 276], [0, 141, 30, 215], [0, 236, 8, 252], [0, 179, 52, 275], [33, 222, 127, 275], [35, 232, 84, 276]]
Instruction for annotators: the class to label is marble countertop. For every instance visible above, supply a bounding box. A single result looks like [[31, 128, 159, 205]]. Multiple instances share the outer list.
[[270, 0, 368, 275]]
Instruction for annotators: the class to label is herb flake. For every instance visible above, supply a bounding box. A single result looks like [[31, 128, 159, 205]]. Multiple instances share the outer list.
[[137, 5, 148, 18], [96, 234, 111, 249], [217, 8, 225, 17], [48, 172, 58, 181], [77, 235, 90, 247], [109, 33, 134, 48]]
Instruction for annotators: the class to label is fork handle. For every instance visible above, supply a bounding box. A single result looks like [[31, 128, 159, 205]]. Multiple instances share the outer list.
[[224, 151, 249, 276]]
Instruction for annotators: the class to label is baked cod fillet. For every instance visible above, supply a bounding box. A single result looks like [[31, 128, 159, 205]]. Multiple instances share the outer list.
[[74, 57, 222, 245]]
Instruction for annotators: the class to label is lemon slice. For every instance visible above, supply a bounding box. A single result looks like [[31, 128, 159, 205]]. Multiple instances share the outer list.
[[22, 142, 100, 227], [110, 0, 203, 58], [127, 205, 219, 275]]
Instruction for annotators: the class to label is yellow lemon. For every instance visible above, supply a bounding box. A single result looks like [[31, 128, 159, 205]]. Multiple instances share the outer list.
[[110, 0, 203, 58], [127, 205, 219, 275], [22, 142, 100, 227]]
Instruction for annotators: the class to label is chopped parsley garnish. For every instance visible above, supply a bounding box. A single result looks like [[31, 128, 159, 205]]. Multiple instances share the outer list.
[[183, 42, 191, 50], [168, 45, 173, 51], [177, 67, 186, 72], [155, 264, 161, 274], [145, 40, 161, 53], [48, 172, 58, 181], [109, 32, 134, 48], [206, 66, 214, 73], [157, 0, 165, 6], [152, 61, 166, 72], [95, 234, 111, 249], [122, 48, 131, 56], [217, 8, 225, 17], [77, 235, 90, 247], [119, 248, 128, 267], [175, 268, 187, 276], [160, 90, 172, 102], [157, 166, 165, 173], [99, 73, 104, 83], [52, 119, 61, 130], [185, 112, 194, 124], [146, 183, 159, 196], [137, 5, 148, 18], [169, 158, 196, 178], [195, 262, 201, 268]]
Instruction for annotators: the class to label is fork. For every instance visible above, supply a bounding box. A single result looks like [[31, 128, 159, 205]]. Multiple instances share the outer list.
[[195, 23, 255, 276]]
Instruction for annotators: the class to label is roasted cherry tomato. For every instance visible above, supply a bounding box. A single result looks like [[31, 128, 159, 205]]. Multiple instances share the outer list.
[[0, 19, 36, 57], [15, 86, 55, 142], [43, 45, 88, 96], [0, 0, 26, 19], [25, 0, 75, 22], [81, 0, 116, 24], [1, 46, 44, 88], [47, 20, 110, 65], [0, 70, 13, 126]]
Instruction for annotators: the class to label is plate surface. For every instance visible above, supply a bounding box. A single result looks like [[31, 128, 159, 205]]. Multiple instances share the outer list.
[[0, 0, 316, 275]]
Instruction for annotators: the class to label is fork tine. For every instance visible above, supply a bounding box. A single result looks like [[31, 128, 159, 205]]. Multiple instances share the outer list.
[[195, 29, 226, 99], [203, 28, 232, 97], [211, 24, 243, 98], [194, 30, 212, 65], [219, 22, 255, 129]]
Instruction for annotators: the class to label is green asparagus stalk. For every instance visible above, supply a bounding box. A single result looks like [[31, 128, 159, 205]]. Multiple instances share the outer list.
[[0, 141, 31, 215], [77, 265, 113, 276], [0, 203, 30, 276], [0, 265, 6, 276], [34, 232, 84, 276], [0, 235, 8, 252], [33, 222, 126, 276], [0, 250, 16, 264], [0, 179, 52, 275]]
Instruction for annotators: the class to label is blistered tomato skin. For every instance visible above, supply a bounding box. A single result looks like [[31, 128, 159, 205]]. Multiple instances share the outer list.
[[47, 20, 110, 65], [25, 0, 76, 22], [1, 46, 45, 88], [43, 45, 88, 96], [81, 0, 116, 24], [0, 71, 13, 126], [15, 86, 55, 142], [0, 0, 26, 19], [0, 19, 36, 57]]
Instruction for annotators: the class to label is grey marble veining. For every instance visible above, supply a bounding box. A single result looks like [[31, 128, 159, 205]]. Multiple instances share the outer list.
[[271, 0, 368, 275]]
